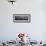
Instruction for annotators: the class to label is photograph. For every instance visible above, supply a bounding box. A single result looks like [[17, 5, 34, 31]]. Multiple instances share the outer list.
[[0, 0, 46, 46]]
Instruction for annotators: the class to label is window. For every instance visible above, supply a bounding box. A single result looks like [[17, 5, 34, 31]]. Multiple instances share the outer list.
[[13, 14, 31, 23]]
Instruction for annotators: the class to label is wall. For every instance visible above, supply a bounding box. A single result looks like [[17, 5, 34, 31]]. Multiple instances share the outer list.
[[0, 0, 46, 41]]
